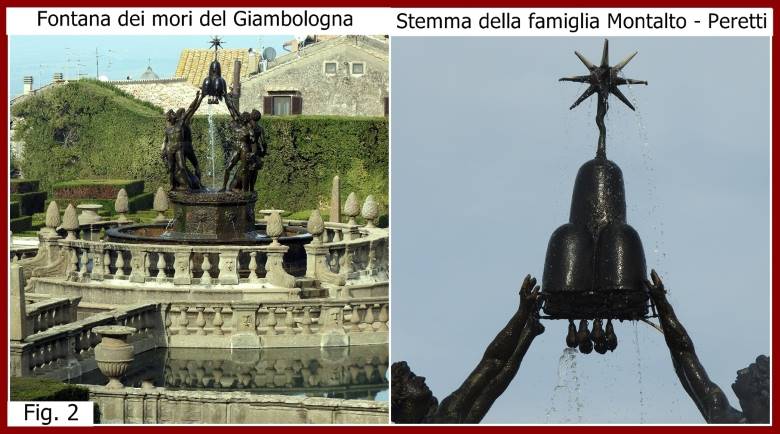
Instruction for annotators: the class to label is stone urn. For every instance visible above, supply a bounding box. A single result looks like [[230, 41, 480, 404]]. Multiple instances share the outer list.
[[77, 204, 103, 225], [93, 325, 136, 389]]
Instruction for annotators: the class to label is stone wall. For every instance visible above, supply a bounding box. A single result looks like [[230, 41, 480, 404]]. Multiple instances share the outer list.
[[88, 385, 388, 424], [240, 41, 389, 117], [112, 79, 230, 116]]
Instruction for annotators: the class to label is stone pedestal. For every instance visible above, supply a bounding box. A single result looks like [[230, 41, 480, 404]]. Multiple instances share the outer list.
[[230, 303, 260, 349], [169, 190, 256, 240]]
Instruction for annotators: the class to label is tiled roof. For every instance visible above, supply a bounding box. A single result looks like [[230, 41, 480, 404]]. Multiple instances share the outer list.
[[175, 49, 254, 87]]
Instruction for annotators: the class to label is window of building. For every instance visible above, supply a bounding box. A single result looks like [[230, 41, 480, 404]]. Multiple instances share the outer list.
[[263, 92, 303, 116], [324, 61, 337, 75], [273, 96, 291, 115], [351, 62, 365, 76]]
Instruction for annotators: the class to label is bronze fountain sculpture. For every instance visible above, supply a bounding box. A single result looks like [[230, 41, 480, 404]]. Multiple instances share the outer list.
[[391, 39, 769, 424], [111, 37, 311, 254]]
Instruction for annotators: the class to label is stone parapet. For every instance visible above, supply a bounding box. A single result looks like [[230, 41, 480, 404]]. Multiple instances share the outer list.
[[87, 385, 388, 424]]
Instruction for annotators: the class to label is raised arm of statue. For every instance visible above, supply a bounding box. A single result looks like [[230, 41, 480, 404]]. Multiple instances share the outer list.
[[392, 275, 544, 424], [646, 270, 746, 424], [183, 91, 203, 124], [432, 275, 544, 423], [225, 93, 240, 120]]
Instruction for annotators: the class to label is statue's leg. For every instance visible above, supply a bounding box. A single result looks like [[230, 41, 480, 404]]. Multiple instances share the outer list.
[[222, 153, 239, 191], [174, 151, 190, 189]]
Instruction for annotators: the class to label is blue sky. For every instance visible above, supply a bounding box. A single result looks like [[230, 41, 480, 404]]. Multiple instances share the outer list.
[[9, 35, 292, 97], [390, 37, 770, 423]]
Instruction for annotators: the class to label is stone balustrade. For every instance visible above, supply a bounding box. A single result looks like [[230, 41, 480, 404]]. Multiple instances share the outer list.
[[10, 302, 163, 379], [88, 385, 388, 424], [11, 246, 38, 262], [164, 297, 389, 349], [26, 296, 81, 334], [36, 219, 387, 294]]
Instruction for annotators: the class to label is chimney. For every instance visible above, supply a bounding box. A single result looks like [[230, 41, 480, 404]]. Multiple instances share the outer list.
[[232, 59, 242, 98], [52, 72, 64, 83], [22, 76, 33, 95]]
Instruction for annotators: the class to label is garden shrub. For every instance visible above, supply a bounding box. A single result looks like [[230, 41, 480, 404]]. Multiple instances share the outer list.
[[12, 80, 388, 214]]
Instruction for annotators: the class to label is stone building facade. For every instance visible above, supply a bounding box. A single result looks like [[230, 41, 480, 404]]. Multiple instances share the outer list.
[[111, 77, 230, 116], [240, 36, 389, 117]]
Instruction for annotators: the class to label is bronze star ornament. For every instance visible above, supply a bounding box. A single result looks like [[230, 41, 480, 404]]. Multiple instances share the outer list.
[[560, 39, 648, 158], [209, 36, 224, 53]]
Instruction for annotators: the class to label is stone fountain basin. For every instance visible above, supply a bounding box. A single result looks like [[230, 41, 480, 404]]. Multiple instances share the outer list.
[[105, 222, 312, 245], [105, 223, 312, 276]]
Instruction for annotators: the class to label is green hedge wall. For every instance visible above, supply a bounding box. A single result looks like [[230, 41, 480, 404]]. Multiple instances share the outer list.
[[12, 80, 388, 213], [11, 191, 47, 216], [10, 377, 90, 401], [53, 179, 145, 200], [10, 179, 40, 194]]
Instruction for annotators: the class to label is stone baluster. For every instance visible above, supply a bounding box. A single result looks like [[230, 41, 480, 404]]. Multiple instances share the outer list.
[[129, 249, 146, 283], [78, 249, 89, 280], [265, 308, 278, 336], [248, 252, 260, 282], [163, 305, 173, 335], [363, 304, 375, 332], [201, 254, 212, 285], [367, 240, 377, 276], [340, 245, 354, 278], [103, 249, 111, 276], [372, 303, 384, 331], [349, 304, 362, 333], [284, 308, 295, 335], [67, 248, 79, 281], [156, 252, 167, 283], [178, 307, 189, 336], [300, 308, 312, 335], [218, 249, 239, 284], [172, 249, 191, 285], [195, 306, 206, 335], [114, 250, 126, 277], [212, 307, 224, 335]]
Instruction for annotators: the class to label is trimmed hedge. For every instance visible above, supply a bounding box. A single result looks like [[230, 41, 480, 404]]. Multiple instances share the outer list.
[[11, 201, 20, 219], [10, 179, 40, 194], [12, 80, 388, 213], [46, 191, 154, 215], [53, 179, 145, 200], [10, 377, 89, 401], [10, 215, 32, 232], [11, 191, 47, 216]]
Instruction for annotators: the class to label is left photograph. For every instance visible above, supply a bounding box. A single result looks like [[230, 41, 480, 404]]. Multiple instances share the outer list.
[[9, 34, 389, 424]]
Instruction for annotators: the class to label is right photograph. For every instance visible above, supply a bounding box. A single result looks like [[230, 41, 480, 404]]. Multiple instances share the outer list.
[[390, 37, 770, 424]]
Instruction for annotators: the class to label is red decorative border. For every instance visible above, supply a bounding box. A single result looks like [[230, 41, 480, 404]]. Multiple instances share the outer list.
[[2, 1, 776, 431]]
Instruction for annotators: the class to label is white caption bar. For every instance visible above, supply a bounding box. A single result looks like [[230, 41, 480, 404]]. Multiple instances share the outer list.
[[6, 8, 773, 37], [8, 401, 94, 426]]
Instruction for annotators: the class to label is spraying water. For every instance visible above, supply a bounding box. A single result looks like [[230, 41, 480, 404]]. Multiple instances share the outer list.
[[545, 348, 583, 423], [632, 322, 647, 423], [622, 75, 668, 277], [207, 104, 217, 189]]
